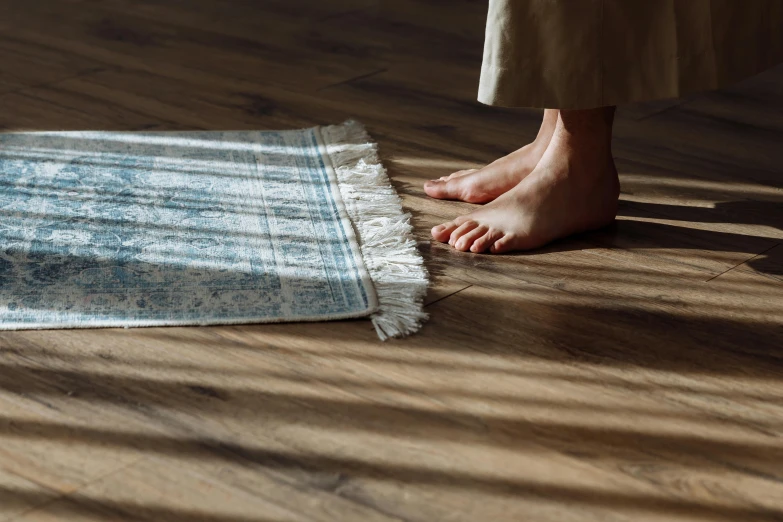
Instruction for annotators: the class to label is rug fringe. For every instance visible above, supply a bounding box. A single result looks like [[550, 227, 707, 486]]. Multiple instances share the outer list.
[[320, 120, 429, 340]]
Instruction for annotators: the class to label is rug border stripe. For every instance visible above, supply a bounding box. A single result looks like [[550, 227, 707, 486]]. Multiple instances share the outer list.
[[310, 128, 380, 314]]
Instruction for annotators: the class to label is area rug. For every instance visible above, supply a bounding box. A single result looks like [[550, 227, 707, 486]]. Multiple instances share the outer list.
[[0, 121, 427, 340]]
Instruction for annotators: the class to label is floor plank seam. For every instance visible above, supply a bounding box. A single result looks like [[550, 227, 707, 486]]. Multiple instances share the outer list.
[[581, 245, 714, 279], [424, 284, 473, 308], [3, 30, 260, 97], [155, 439, 413, 522], [634, 100, 688, 121], [5, 456, 147, 522], [317, 68, 390, 92], [16, 85, 185, 129], [0, 66, 110, 104], [704, 243, 780, 282], [141, 454, 313, 520], [321, 8, 370, 22]]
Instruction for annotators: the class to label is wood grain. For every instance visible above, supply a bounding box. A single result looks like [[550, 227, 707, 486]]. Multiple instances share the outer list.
[[0, 1, 781, 521]]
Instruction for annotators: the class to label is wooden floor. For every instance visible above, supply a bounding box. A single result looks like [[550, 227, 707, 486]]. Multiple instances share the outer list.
[[0, 0, 782, 520]]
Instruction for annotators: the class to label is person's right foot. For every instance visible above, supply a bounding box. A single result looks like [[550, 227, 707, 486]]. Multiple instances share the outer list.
[[423, 109, 558, 203]]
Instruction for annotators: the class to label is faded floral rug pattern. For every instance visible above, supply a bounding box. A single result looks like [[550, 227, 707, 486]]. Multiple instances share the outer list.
[[0, 127, 385, 330]]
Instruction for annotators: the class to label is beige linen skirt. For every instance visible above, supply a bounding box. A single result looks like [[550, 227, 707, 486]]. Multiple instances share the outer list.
[[479, 0, 783, 109]]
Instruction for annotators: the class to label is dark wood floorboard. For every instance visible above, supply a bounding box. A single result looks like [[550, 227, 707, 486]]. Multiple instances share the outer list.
[[0, 1, 781, 521]]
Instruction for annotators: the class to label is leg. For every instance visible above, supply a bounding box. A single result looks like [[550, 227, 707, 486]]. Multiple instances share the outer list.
[[423, 109, 558, 203], [432, 106, 620, 254]]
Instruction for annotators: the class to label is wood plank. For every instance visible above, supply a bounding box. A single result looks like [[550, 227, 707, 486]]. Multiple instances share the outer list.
[[1, 271, 782, 521], [723, 243, 783, 284], [12, 456, 388, 522], [0, 38, 103, 97], [0, 0, 782, 520], [0, 1, 388, 94], [0, 467, 57, 522]]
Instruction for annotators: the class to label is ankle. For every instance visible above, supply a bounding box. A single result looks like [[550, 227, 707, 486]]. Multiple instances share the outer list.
[[557, 107, 615, 137], [533, 109, 558, 144], [552, 106, 615, 157], [529, 133, 552, 157]]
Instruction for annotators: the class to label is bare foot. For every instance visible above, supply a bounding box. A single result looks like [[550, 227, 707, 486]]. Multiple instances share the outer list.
[[423, 109, 558, 203], [431, 107, 620, 253]]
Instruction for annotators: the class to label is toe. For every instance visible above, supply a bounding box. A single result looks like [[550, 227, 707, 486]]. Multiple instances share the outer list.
[[490, 234, 517, 254], [450, 168, 477, 180], [470, 228, 504, 253], [454, 225, 488, 252], [424, 179, 444, 197], [424, 171, 479, 201], [424, 179, 455, 199], [431, 221, 458, 243], [437, 169, 475, 182], [448, 221, 478, 246]]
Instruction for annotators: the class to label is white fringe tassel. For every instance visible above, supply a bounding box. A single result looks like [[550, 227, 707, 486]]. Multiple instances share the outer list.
[[320, 120, 429, 340]]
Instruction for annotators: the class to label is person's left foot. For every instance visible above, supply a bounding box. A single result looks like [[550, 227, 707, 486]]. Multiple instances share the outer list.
[[423, 109, 558, 203], [422, 138, 549, 203]]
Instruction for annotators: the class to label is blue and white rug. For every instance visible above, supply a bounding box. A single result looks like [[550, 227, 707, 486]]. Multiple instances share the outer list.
[[0, 121, 427, 339]]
